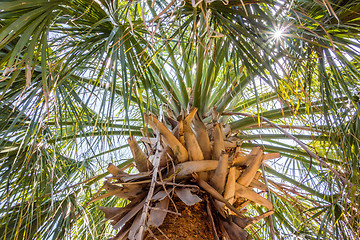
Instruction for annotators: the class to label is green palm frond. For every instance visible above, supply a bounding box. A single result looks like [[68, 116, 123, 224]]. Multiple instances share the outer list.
[[1, 0, 359, 239]]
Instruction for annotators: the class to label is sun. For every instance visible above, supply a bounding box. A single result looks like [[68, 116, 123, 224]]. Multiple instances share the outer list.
[[273, 29, 283, 39]]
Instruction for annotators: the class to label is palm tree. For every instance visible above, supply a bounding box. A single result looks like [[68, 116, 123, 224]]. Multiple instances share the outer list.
[[1, 0, 359, 239]]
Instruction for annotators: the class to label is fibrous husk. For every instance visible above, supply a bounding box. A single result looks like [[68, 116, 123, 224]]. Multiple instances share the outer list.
[[249, 179, 267, 191], [155, 150, 168, 168], [222, 221, 249, 240], [103, 199, 145, 225], [212, 124, 225, 160], [128, 136, 153, 172], [178, 120, 185, 146], [89, 182, 142, 203], [112, 200, 145, 230], [183, 118, 204, 161], [224, 166, 236, 204], [210, 151, 229, 194], [237, 147, 263, 187], [254, 171, 262, 180], [108, 163, 128, 176], [96, 111, 280, 240], [230, 215, 250, 229], [104, 181, 122, 191], [99, 207, 125, 221], [196, 177, 243, 216], [235, 183, 273, 209], [175, 160, 219, 176], [230, 210, 274, 229], [193, 113, 212, 159], [234, 152, 281, 166], [147, 115, 188, 162], [114, 171, 151, 183], [139, 137, 157, 146], [184, 107, 198, 124], [262, 152, 281, 162]]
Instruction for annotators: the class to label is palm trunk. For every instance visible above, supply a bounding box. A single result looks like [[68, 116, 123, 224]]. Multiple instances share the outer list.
[[146, 194, 214, 240]]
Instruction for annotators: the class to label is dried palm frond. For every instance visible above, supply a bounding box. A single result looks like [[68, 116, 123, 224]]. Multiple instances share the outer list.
[[94, 111, 278, 239]]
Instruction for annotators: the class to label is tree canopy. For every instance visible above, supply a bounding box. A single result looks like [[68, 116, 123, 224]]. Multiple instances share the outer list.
[[0, 0, 359, 239]]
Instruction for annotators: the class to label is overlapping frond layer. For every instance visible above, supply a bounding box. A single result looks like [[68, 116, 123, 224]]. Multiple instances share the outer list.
[[0, 0, 359, 239]]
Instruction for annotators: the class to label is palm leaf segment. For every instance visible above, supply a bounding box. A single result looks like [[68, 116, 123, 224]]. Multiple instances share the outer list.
[[0, 0, 360, 239]]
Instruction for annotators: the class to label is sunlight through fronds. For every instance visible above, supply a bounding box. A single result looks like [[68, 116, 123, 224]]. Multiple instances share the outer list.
[[0, 0, 359, 239]]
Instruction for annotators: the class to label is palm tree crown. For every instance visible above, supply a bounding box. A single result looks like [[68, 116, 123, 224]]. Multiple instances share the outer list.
[[0, 0, 359, 239]]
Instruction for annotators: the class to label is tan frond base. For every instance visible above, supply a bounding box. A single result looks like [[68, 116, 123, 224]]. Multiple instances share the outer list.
[[92, 109, 279, 240]]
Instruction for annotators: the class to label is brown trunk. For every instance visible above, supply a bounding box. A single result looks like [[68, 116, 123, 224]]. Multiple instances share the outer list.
[[146, 195, 215, 240]]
